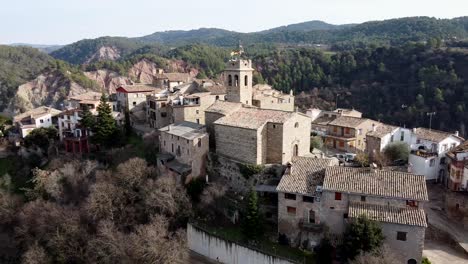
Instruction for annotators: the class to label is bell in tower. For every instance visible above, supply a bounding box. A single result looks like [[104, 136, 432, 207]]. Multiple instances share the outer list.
[[224, 43, 253, 105]]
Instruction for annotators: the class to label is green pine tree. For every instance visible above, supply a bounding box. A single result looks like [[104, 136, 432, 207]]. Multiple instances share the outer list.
[[340, 215, 384, 261], [93, 94, 116, 147], [242, 188, 263, 241], [80, 104, 95, 131]]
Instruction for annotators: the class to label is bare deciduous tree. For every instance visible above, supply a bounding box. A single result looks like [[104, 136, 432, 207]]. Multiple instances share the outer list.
[[21, 242, 50, 264]]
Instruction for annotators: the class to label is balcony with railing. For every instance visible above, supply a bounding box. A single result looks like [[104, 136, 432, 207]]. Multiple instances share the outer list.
[[410, 149, 438, 158]]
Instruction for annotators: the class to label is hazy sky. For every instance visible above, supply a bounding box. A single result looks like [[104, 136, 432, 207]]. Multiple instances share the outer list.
[[1, 0, 467, 45]]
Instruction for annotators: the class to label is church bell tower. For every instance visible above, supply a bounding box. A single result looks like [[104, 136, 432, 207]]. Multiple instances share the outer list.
[[224, 45, 253, 105]]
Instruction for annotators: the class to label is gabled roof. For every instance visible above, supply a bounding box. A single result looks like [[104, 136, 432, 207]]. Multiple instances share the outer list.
[[116, 85, 160, 93], [204, 100, 242, 116], [214, 107, 296, 130], [68, 91, 102, 102], [413, 127, 463, 143], [367, 124, 398, 139], [328, 116, 370, 128], [159, 121, 207, 140], [323, 167, 428, 201], [14, 106, 62, 123], [349, 202, 427, 227], [446, 140, 468, 160], [276, 157, 334, 196], [164, 73, 191, 82]]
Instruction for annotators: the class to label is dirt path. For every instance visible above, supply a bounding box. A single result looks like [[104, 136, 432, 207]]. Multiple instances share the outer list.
[[424, 240, 468, 264]]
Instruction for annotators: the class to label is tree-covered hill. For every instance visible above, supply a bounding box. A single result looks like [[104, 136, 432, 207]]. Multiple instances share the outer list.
[[50, 16, 468, 65], [0, 45, 54, 111]]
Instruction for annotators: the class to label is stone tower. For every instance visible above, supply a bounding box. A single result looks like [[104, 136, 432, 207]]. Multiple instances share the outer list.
[[224, 59, 254, 105]]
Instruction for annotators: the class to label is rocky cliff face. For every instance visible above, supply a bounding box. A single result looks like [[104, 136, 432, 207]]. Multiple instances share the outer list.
[[129, 59, 162, 84], [84, 70, 131, 94], [85, 46, 121, 64], [10, 73, 89, 113]]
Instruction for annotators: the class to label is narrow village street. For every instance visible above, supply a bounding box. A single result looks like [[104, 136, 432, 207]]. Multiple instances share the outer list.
[[423, 184, 468, 263]]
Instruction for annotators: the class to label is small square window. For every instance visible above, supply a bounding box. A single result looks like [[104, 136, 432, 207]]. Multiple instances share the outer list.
[[196, 110, 199, 114], [287, 206, 296, 215], [303, 196, 314, 203], [397, 232, 407, 241], [335, 192, 342, 201], [361, 196, 366, 202], [343, 213, 349, 219], [285, 193, 296, 200]]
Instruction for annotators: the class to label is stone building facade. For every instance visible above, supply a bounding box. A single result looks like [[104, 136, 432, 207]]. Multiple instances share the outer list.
[[320, 166, 428, 264], [324, 116, 380, 152], [276, 157, 338, 247], [206, 102, 311, 165], [158, 121, 209, 183], [224, 59, 253, 105], [445, 140, 468, 190], [252, 84, 295, 112]]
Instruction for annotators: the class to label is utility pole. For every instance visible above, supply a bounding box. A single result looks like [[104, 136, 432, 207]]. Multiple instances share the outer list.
[[335, 93, 340, 109], [427, 112, 436, 130]]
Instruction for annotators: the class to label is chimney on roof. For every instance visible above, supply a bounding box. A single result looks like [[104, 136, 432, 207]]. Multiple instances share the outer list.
[[372, 123, 376, 132], [412, 128, 417, 134], [455, 131, 459, 137], [370, 163, 378, 173], [168, 125, 171, 131]]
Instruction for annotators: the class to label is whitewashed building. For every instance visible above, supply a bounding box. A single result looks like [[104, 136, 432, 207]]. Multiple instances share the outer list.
[[13, 106, 62, 138], [409, 128, 464, 182]]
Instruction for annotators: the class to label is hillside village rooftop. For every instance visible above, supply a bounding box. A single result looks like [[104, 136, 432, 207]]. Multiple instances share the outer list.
[[204, 100, 243, 116], [276, 157, 334, 196], [214, 107, 299, 130], [328, 116, 370, 128], [13, 106, 61, 125], [413, 127, 463, 142], [349, 202, 427, 227], [323, 167, 429, 201], [367, 124, 397, 138], [159, 121, 206, 140]]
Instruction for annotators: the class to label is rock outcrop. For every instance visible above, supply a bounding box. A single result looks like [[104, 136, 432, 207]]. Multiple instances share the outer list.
[[10, 73, 89, 113], [129, 59, 163, 84], [85, 46, 121, 64], [84, 70, 131, 94]]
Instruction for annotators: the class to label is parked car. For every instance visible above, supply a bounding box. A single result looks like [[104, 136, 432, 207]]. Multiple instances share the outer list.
[[345, 153, 356, 161], [334, 154, 348, 163]]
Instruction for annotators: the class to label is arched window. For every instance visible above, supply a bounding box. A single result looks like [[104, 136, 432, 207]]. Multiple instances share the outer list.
[[234, 75, 239, 87], [228, 75, 232, 86], [407, 259, 417, 264], [309, 210, 316, 224], [295, 122, 299, 128], [215, 95, 219, 100], [244, 75, 248, 86], [293, 144, 299, 156]]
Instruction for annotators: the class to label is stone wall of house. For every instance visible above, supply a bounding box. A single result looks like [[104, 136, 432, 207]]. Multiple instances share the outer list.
[[445, 191, 468, 229], [159, 129, 209, 179], [277, 192, 322, 247], [172, 105, 203, 125], [318, 191, 349, 234], [215, 124, 258, 164], [281, 114, 312, 164], [254, 97, 295, 112], [205, 111, 225, 150], [187, 223, 295, 264], [266, 123, 284, 164], [380, 222, 425, 264], [366, 136, 382, 161]]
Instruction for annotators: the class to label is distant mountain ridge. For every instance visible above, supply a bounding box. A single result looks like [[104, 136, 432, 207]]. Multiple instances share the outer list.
[[49, 16, 468, 64], [9, 43, 64, 53]]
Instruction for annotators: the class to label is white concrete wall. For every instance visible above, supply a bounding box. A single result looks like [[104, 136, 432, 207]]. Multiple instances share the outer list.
[[409, 154, 437, 180], [187, 224, 294, 264]]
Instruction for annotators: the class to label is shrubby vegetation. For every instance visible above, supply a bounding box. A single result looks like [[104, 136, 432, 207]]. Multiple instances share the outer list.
[[0, 158, 190, 263]]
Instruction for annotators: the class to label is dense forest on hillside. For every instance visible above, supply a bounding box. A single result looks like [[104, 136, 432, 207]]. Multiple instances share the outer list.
[[252, 44, 468, 135], [0, 46, 53, 110], [50, 16, 468, 65]]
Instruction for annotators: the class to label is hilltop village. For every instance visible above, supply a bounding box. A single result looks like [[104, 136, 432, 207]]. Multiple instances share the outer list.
[[4, 50, 468, 264]]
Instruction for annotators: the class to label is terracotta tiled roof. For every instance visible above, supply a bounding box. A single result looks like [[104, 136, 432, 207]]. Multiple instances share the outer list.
[[367, 124, 398, 139], [205, 100, 242, 116], [323, 167, 428, 201], [446, 140, 468, 159], [349, 202, 427, 227], [214, 107, 295, 130], [117, 85, 160, 93], [14, 106, 62, 123], [69, 91, 102, 101], [413, 127, 463, 143], [312, 116, 335, 126], [276, 157, 334, 196], [328, 116, 369, 128]]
